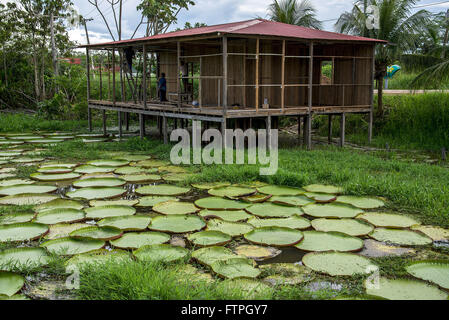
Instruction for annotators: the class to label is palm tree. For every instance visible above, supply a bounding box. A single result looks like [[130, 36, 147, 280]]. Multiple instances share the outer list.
[[268, 0, 322, 29], [336, 0, 430, 115]]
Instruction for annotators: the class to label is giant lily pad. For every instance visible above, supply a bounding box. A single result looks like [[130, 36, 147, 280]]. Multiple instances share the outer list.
[[244, 227, 304, 247], [84, 205, 136, 220], [211, 258, 260, 279], [0, 193, 58, 206], [311, 218, 374, 237], [234, 245, 281, 261], [135, 159, 170, 168], [247, 216, 311, 230], [0, 272, 24, 297], [162, 173, 194, 182], [336, 196, 385, 209], [122, 174, 161, 183], [87, 159, 129, 167], [133, 244, 189, 263], [302, 203, 363, 219], [136, 184, 190, 196], [269, 195, 314, 207], [216, 279, 272, 299], [110, 232, 170, 249], [303, 184, 343, 194], [191, 182, 231, 190], [364, 277, 448, 300], [406, 261, 449, 289], [66, 187, 126, 200], [89, 199, 139, 207], [34, 208, 85, 225], [0, 184, 57, 196], [194, 197, 250, 211], [65, 249, 131, 268], [41, 237, 105, 255], [191, 246, 237, 267], [241, 194, 272, 203], [114, 154, 151, 162], [198, 209, 251, 222], [98, 215, 151, 231], [369, 228, 432, 246], [206, 219, 253, 237], [0, 223, 48, 242], [302, 251, 377, 276], [72, 177, 126, 188], [304, 192, 337, 203], [35, 199, 84, 212], [358, 212, 420, 229], [149, 215, 206, 234], [136, 196, 178, 207], [37, 167, 73, 174], [152, 201, 199, 215], [0, 213, 35, 225], [33, 172, 82, 182], [158, 165, 188, 173], [246, 202, 303, 218], [114, 166, 154, 175], [70, 226, 123, 241], [257, 185, 304, 196], [188, 231, 232, 247], [208, 186, 256, 198], [295, 231, 364, 252], [0, 247, 50, 270], [410, 225, 449, 242], [43, 223, 90, 240], [74, 165, 117, 174]]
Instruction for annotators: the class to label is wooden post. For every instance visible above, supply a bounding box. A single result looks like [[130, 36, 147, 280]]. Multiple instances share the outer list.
[[297, 116, 301, 141], [368, 45, 375, 143], [222, 118, 227, 149], [222, 35, 228, 115], [86, 48, 92, 132], [328, 115, 333, 144], [281, 40, 286, 112], [243, 41, 247, 108], [112, 49, 116, 106], [199, 57, 202, 109], [177, 42, 181, 109], [102, 110, 107, 135], [255, 38, 260, 112], [99, 59, 103, 100], [107, 50, 111, 100], [163, 116, 168, 144], [303, 116, 308, 146], [306, 42, 314, 149], [340, 113, 346, 147], [143, 44, 147, 110], [139, 114, 145, 138], [267, 116, 272, 151]]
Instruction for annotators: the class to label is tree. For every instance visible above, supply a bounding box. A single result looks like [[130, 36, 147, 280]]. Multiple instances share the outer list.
[[267, 0, 322, 29], [336, 0, 430, 115]]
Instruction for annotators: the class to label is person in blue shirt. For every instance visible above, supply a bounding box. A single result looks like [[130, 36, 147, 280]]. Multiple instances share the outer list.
[[158, 73, 167, 102]]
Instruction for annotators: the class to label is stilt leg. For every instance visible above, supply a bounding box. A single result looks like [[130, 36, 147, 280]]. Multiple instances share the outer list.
[[328, 115, 333, 144], [340, 113, 346, 147], [102, 110, 106, 136]]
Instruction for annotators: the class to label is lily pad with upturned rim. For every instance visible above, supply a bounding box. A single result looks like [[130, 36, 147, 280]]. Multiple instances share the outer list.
[[257, 185, 304, 196], [136, 196, 178, 207], [30, 172, 81, 182], [114, 166, 156, 175], [66, 187, 126, 200], [244, 227, 304, 247], [110, 231, 170, 249], [191, 182, 231, 190], [162, 173, 194, 182], [358, 212, 420, 229], [269, 195, 314, 207], [0, 271, 24, 297], [208, 186, 256, 198], [194, 197, 250, 211], [43, 223, 90, 240], [302, 203, 364, 219], [0, 213, 35, 225], [245, 202, 303, 218], [89, 199, 139, 207], [198, 209, 251, 222], [149, 215, 206, 234], [135, 159, 170, 168], [87, 159, 129, 167], [311, 218, 374, 237], [336, 196, 385, 209], [35, 199, 84, 212], [303, 184, 344, 194], [303, 192, 337, 203], [405, 260, 449, 290], [0, 193, 58, 206], [247, 216, 311, 230], [0, 179, 34, 188], [0, 223, 49, 242], [0, 184, 57, 196], [33, 208, 85, 225], [135, 184, 191, 196], [84, 205, 136, 220], [0, 247, 50, 270], [206, 219, 254, 237], [191, 246, 237, 267], [188, 230, 232, 247], [133, 244, 189, 263], [211, 258, 260, 279], [65, 249, 132, 269], [72, 177, 126, 188], [122, 174, 161, 183], [369, 228, 432, 246], [152, 201, 199, 215], [234, 245, 281, 261], [295, 231, 364, 252], [98, 215, 151, 231], [410, 225, 449, 242], [40, 237, 105, 255], [74, 165, 118, 174], [70, 226, 123, 241], [37, 167, 73, 174]]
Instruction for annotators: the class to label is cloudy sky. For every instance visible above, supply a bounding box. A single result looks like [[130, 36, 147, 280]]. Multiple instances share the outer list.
[[2, 0, 449, 45]]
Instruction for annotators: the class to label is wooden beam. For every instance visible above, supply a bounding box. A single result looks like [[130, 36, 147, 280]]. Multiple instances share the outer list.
[[243, 40, 247, 108], [143, 44, 147, 111], [99, 59, 103, 100], [297, 116, 301, 141], [255, 38, 260, 112], [199, 57, 202, 109], [112, 49, 116, 106], [267, 116, 272, 151], [340, 113, 346, 147], [163, 116, 168, 144], [139, 114, 145, 138], [281, 40, 286, 112], [86, 48, 92, 132], [369, 45, 375, 143], [222, 35, 228, 115], [177, 42, 181, 109], [102, 110, 107, 135], [306, 42, 314, 149], [328, 115, 333, 144]]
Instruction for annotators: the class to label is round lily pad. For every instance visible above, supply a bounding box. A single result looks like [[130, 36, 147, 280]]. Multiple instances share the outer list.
[[136, 196, 178, 207], [295, 231, 364, 252], [303, 251, 377, 276], [152, 201, 199, 215], [216, 279, 272, 299], [208, 186, 256, 198], [135, 159, 170, 168], [98, 216, 151, 231], [30, 172, 81, 182], [246, 202, 303, 218], [89, 199, 139, 207], [72, 177, 126, 188], [162, 173, 194, 182], [0, 247, 50, 270], [0, 193, 58, 206], [257, 185, 304, 196], [188, 230, 232, 247], [364, 277, 448, 300], [302, 203, 364, 218], [133, 244, 189, 263], [74, 165, 117, 174], [234, 245, 281, 261], [37, 167, 73, 174], [211, 258, 260, 279], [0, 213, 35, 225], [0, 223, 49, 242], [158, 165, 188, 173], [0, 184, 57, 196], [135, 184, 191, 196], [66, 187, 126, 200], [206, 219, 254, 237], [122, 174, 161, 183], [35, 199, 84, 212], [110, 232, 170, 249], [70, 226, 123, 241], [311, 218, 374, 236], [406, 261, 449, 289], [0, 179, 34, 187], [84, 205, 136, 220], [34, 208, 85, 225], [114, 166, 154, 175], [40, 162, 78, 169], [247, 216, 311, 230], [269, 195, 314, 207], [244, 227, 304, 247], [114, 154, 151, 162], [358, 212, 420, 229], [194, 197, 250, 211], [337, 196, 385, 209], [304, 192, 337, 203], [0, 271, 24, 297], [149, 215, 206, 234], [410, 225, 449, 242], [65, 249, 131, 269], [198, 209, 251, 222], [87, 159, 129, 167], [369, 228, 432, 246], [303, 184, 343, 194], [44, 223, 90, 240], [41, 237, 105, 255], [191, 182, 231, 190], [192, 246, 237, 266], [241, 194, 272, 203]]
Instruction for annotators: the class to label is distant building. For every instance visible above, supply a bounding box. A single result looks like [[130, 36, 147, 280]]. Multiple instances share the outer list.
[[60, 58, 82, 65]]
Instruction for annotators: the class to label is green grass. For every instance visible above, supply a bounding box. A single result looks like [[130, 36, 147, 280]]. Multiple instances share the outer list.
[[380, 71, 449, 90]]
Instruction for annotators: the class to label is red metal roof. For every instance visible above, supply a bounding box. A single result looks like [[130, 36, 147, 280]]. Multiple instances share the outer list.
[[82, 19, 385, 48]]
